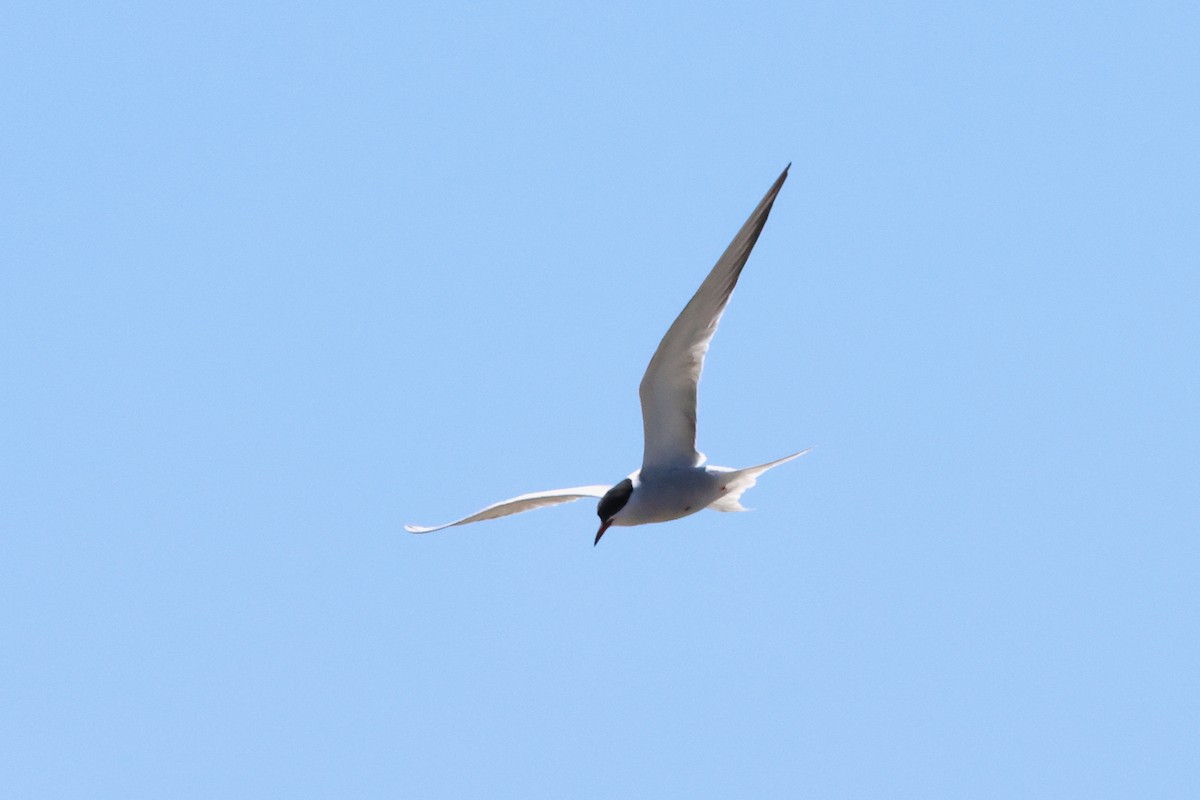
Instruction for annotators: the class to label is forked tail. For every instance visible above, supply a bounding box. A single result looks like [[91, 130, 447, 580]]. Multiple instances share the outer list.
[[707, 447, 812, 512]]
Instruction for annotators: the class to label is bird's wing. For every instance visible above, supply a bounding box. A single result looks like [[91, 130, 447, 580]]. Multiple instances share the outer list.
[[639, 165, 790, 471], [405, 485, 612, 533]]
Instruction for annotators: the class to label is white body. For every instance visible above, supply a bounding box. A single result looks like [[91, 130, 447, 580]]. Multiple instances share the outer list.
[[613, 449, 808, 527], [614, 467, 726, 526]]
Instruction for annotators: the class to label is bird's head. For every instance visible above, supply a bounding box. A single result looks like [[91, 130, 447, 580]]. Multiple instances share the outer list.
[[594, 478, 634, 546]]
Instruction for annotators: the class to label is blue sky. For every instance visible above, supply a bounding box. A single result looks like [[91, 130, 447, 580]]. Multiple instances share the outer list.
[[2, 1, 1197, 797]]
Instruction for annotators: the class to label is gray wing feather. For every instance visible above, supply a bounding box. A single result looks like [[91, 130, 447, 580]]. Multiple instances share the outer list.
[[639, 165, 791, 470], [406, 485, 612, 533]]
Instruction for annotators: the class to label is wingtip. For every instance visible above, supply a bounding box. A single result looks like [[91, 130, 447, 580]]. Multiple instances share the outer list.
[[772, 163, 791, 189]]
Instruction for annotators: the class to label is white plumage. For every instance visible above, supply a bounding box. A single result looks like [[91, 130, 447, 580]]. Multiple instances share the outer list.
[[407, 165, 808, 543]]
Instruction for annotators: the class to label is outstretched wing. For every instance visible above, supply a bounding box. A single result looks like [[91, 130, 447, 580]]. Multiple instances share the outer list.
[[639, 165, 790, 471], [405, 485, 612, 533]]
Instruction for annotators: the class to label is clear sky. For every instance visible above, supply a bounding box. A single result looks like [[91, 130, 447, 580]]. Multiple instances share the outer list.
[[2, 2, 1197, 797]]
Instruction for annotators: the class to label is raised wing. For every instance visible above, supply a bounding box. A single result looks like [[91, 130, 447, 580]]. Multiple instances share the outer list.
[[639, 165, 790, 470], [405, 485, 612, 533]]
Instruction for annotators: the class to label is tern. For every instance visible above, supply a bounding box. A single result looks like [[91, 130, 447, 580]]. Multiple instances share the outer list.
[[407, 164, 808, 544]]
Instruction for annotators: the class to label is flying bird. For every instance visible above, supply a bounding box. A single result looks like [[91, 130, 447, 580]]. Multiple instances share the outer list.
[[407, 165, 808, 544]]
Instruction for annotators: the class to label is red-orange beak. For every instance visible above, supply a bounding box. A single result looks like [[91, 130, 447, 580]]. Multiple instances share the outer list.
[[594, 519, 613, 546]]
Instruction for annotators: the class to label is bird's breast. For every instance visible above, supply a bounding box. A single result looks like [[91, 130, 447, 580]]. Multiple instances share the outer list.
[[613, 468, 723, 526]]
